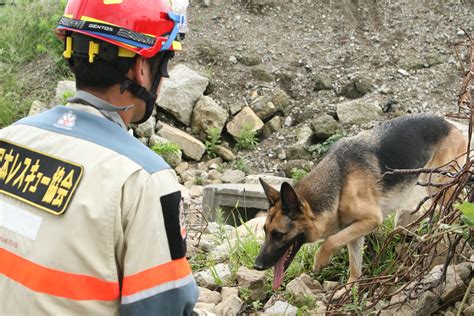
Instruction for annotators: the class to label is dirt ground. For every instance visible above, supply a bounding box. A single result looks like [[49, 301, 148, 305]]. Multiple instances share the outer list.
[[174, 0, 473, 173]]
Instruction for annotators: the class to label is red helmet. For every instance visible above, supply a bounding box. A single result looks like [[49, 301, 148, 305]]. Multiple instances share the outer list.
[[57, 0, 187, 58]]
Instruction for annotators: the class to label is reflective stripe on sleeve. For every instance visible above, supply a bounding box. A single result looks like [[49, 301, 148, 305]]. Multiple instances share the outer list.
[[121, 257, 194, 304], [0, 248, 120, 301]]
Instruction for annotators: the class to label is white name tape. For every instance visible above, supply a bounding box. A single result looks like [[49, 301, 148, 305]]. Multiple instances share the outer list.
[[0, 200, 43, 241]]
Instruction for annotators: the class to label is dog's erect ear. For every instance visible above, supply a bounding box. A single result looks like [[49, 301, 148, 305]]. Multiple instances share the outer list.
[[259, 178, 279, 206], [280, 182, 302, 218]]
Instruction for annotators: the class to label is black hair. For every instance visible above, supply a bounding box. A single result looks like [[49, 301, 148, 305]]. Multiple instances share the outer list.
[[66, 33, 166, 92]]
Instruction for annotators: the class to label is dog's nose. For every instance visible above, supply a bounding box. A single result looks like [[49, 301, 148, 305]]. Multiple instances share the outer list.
[[254, 263, 264, 270]]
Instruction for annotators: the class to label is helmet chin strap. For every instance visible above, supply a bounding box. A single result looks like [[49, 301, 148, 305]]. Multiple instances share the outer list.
[[123, 51, 174, 124]]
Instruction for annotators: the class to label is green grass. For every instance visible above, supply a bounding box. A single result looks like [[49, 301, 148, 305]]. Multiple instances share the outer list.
[[0, 0, 69, 128]]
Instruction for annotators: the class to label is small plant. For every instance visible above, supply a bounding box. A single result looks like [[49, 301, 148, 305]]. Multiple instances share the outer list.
[[150, 142, 181, 167], [194, 176, 204, 186], [235, 123, 259, 150], [216, 159, 249, 175], [209, 265, 224, 286], [290, 167, 309, 182], [232, 158, 249, 174], [205, 127, 222, 158], [309, 132, 345, 155], [284, 293, 319, 314], [61, 90, 75, 104], [342, 284, 368, 315]]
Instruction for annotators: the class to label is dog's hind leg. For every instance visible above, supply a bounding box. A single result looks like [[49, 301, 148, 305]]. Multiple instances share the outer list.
[[348, 236, 364, 283]]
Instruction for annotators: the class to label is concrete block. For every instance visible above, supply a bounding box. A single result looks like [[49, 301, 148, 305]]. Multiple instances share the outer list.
[[202, 183, 274, 225]]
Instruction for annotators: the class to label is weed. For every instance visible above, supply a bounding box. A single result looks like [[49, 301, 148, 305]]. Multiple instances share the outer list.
[[209, 265, 224, 286], [235, 123, 259, 150], [205, 127, 222, 158], [189, 252, 210, 272], [61, 90, 75, 104], [290, 167, 309, 182], [285, 293, 319, 314], [150, 142, 181, 167], [342, 284, 368, 315], [232, 158, 249, 174], [363, 214, 401, 276], [216, 158, 249, 175], [309, 132, 345, 155], [194, 176, 204, 186]]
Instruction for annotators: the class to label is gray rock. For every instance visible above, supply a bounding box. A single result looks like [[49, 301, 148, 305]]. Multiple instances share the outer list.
[[264, 301, 298, 315], [313, 73, 332, 91], [221, 169, 246, 183], [286, 125, 313, 160], [215, 146, 236, 162], [191, 95, 229, 140], [226, 106, 264, 140], [208, 170, 223, 181], [215, 294, 243, 316], [157, 64, 209, 126], [298, 273, 323, 292], [262, 116, 283, 138], [336, 98, 382, 125], [134, 116, 156, 138], [311, 114, 339, 140], [54, 80, 76, 105], [221, 287, 239, 301], [28, 100, 49, 116], [454, 263, 471, 282], [272, 89, 290, 112], [397, 68, 410, 76], [250, 95, 277, 121], [251, 65, 275, 82], [340, 75, 372, 99], [157, 123, 205, 161], [194, 302, 217, 315], [464, 304, 474, 316], [236, 266, 266, 301], [194, 263, 232, 290], [148, 134, 169, 147], [198, 287, 222, 304], [286, 278, 314, 297], [196, 40, 223, 64], [323, 281, 339, 292], [244, 174, 293, 187], [415, 291, 440, 315], [426, 265, 467, 303], [237, 52, 261, 66]]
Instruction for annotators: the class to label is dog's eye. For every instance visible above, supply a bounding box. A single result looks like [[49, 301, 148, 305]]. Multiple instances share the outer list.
[[271, 231, 285, 241]]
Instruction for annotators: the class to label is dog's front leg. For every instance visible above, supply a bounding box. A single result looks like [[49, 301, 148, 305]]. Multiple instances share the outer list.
[[314, 216, 381, 273]]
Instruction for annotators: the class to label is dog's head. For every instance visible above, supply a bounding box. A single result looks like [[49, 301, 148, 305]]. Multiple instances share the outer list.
[[254, 178, 311, 289]]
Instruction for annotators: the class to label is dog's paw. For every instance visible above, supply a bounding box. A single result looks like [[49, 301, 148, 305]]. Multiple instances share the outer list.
[[313, 251, 330, 273]]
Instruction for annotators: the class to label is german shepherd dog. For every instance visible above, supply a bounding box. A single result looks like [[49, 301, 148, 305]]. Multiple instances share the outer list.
[[254, 114, 467, 290]]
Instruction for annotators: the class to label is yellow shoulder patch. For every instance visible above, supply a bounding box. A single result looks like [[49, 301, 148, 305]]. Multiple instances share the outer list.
[[0, 139, 83, 215]]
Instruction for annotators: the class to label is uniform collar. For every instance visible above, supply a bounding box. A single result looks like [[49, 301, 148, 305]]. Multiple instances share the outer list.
[[66, 90, 133, 130]]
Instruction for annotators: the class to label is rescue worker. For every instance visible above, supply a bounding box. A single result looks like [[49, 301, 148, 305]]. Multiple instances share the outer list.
[[0, 0, 198, 315]]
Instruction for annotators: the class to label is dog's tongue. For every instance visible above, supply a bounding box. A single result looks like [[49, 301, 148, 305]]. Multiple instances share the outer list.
[[273, 249, 288, 290]]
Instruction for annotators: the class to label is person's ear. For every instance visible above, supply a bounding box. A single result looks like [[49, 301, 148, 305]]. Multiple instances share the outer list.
[[129, 56, 147, 85]]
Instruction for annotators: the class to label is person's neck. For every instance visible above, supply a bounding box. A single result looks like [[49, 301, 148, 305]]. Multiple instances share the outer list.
[[82, 87, 139, 126]]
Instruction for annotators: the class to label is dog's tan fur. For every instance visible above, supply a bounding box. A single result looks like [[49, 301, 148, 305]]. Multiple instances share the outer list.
[[254, 114, 467, 285]]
